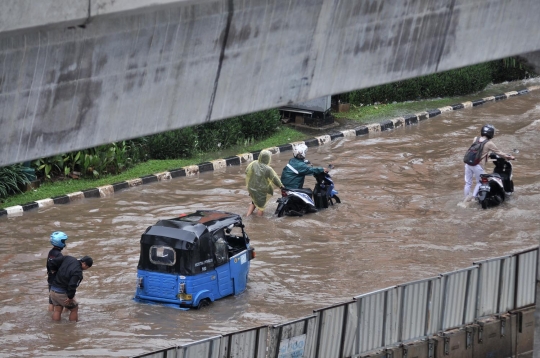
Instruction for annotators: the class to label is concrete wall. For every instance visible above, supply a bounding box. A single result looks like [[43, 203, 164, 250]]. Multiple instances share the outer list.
[[359, 309, 535, 358], [0, 0, 88, 33], [0, 0, 202, 34], [2, 0, 540, 167]]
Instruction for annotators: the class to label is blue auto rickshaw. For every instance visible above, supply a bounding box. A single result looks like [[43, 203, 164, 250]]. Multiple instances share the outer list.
[[134, 210, 255, 309]]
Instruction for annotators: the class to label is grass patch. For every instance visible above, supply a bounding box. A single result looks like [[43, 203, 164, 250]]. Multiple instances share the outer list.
[[333, 96, 473, 124], [244, 126, 307, 151], [1, 127, 307, 209]]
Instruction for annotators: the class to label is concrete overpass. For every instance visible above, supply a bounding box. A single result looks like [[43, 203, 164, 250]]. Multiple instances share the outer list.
[[1, 0, 540, 167]]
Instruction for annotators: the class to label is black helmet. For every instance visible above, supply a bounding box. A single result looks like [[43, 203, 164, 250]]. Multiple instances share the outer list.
[[481, 124, 495, 139]]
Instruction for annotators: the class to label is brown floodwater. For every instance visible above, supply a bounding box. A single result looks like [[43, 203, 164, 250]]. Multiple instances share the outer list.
[[1, 81, 539, 357]]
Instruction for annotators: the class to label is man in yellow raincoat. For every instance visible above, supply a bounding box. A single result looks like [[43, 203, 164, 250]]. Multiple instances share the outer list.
[[245, 150, 284, 217]]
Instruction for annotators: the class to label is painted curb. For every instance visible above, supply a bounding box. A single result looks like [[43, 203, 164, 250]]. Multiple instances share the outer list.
[[1, 86, 538, 218]]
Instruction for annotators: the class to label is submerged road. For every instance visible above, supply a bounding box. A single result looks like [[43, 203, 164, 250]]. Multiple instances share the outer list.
[[0, 80, 539, 357]]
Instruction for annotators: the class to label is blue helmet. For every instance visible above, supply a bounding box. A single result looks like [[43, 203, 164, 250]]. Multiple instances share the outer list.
[[50, 231, 68, 248]]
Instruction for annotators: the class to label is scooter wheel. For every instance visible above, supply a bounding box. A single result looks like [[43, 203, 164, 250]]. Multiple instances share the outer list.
[[287, 210, 303, 217], [481, 200, 487, 209], [332, 195, 341, 204], [276, 205, 286, 217]]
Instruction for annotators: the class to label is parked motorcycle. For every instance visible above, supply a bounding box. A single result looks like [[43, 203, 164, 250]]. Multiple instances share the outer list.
[[275, 164, 340, 217], [477, 153, 514, 209]]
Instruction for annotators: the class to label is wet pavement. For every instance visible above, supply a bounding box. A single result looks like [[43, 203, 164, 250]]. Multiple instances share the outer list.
[[0, 80, 539, 357]]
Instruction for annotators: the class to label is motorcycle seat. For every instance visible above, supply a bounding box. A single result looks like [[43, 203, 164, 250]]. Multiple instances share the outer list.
[[288, 188, 313, 196], [481, 173, 502, 179]]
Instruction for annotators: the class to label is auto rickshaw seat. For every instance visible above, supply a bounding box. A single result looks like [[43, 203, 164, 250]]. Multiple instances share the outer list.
[[225, 235, 245, 256]]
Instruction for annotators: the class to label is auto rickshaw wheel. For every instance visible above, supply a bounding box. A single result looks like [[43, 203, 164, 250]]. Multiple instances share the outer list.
[[196, 298, 211, 310]]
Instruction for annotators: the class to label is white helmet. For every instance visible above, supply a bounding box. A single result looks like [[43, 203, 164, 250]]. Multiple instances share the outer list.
[[293, 143, 307, 159]]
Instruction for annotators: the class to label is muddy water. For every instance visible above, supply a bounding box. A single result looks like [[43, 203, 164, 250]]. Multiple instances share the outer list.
[[1, 86, 540, 357]]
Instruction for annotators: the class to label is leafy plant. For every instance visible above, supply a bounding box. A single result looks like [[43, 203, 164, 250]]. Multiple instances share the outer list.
[[0, 164, 31, 199], [64, 151, 83, 176], [125, 138, 149, 165], [340, 62, 497, 106], [145, 127, 198, 159], [83, 144, 122, 178], [493, 57, 535, 83], [239, 110, 281, 141], [32, 155, 66, 180]]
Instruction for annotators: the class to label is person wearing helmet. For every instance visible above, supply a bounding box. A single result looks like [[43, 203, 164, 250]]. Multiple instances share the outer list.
[[280, 143, 328, 189], [245, 149, 284, 216], [49, 255, 93, 322], [46, 231, 68, 312], [463, 124, 515, 201]]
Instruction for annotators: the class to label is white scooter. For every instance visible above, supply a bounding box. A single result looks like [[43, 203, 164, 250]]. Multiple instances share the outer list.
[[477, 153, 514, 209]]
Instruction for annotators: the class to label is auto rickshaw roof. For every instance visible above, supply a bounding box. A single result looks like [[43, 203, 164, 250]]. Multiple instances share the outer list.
[[141, 210, 243, 246], [172, 210, 243, 232]]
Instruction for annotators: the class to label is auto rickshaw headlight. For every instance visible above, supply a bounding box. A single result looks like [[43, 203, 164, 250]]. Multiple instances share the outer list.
[[179, 282, 185, 294]]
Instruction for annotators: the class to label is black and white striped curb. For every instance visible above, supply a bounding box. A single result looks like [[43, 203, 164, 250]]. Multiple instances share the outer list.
[[2, 86, 538, 218]]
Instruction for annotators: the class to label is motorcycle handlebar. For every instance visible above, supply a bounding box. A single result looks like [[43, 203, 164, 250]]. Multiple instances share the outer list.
[[488, 153, 516, 161], [305, 160, 335, 169]]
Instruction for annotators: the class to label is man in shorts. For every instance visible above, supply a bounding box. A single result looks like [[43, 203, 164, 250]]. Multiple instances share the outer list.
[[46, 231, 68, 312], [48, 255, 93, 322]]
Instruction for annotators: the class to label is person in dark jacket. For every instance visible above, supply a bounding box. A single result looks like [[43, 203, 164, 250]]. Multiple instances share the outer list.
[[49, 255, 93, 321], [46, 231, 68, 312], [281, 143, 328, 189]]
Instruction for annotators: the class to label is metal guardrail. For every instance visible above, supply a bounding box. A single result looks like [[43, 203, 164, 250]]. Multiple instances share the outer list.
[[133, 247, 538, 358]]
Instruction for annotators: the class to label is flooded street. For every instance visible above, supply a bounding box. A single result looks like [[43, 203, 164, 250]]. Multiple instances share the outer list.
[[1, 84, 539, 357]]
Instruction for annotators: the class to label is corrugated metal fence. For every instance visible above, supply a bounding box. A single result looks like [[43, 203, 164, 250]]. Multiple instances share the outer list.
[[133, 247, 537, 358]]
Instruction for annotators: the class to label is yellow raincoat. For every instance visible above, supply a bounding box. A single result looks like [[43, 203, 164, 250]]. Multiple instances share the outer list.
[[245, 150, 283, 211]]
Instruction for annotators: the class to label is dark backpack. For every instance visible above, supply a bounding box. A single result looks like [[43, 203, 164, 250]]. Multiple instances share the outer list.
[[463, 137, 489, 166]]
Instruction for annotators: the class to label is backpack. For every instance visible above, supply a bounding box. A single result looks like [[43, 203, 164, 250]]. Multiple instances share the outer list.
[[463, 137, 489, 166]]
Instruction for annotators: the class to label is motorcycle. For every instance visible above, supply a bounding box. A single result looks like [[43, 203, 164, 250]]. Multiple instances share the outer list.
[[477, 153, 514, 209], [275, 164, 341, 217]]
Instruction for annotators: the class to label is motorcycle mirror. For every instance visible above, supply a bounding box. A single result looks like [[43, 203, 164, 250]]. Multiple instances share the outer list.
[[513, 149, 519, 154], [328, 164, 334, 169]]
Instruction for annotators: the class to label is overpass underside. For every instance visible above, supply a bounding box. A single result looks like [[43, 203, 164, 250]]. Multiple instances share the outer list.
[[1, 0, 540, 166]]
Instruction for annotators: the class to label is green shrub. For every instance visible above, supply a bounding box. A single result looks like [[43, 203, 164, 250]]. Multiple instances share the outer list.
[[492, 57, 536, 83], [195, 118, 242, 152], [0, 164, 31, 199], [25, 109, 281, 181], [82, 142, 132, 178], [32, 141, 139, 180], [145, 127, 198, 159], [146, 109, 281, 158], [340, 62, 496, 105], [193, 109, 280, 153], [32, 155, 67, 180], [239, 110, 281, 140]]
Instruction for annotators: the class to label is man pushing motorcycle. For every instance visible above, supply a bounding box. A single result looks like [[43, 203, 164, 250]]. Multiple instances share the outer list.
[[281, 143, 328, 189], [463, 124, 515, 202]]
